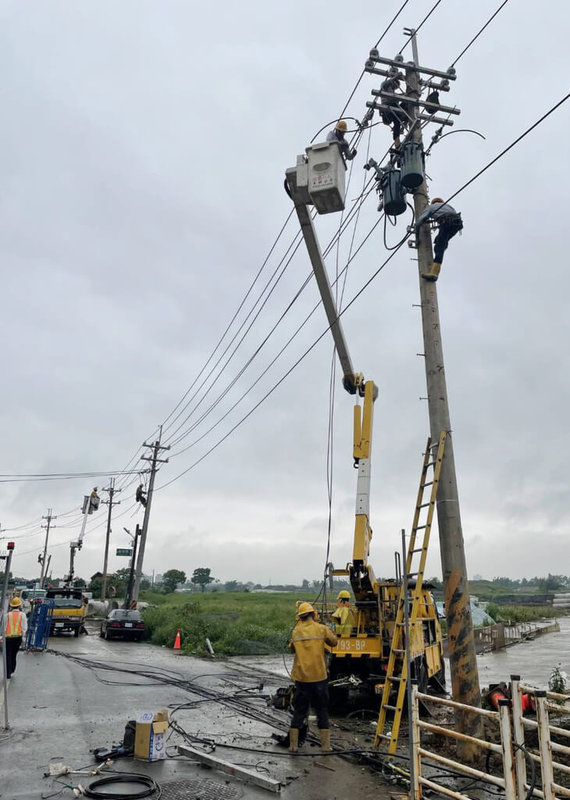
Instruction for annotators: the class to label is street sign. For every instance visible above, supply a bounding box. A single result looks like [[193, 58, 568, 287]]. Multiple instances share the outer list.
[[116, 548, 133, 557]]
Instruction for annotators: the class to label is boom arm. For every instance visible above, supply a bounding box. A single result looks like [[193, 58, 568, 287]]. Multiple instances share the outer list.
[[286, 153, 378, 595]]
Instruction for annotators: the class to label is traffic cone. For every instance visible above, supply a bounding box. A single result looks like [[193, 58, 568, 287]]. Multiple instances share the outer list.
[[173, 628, 182, 654]]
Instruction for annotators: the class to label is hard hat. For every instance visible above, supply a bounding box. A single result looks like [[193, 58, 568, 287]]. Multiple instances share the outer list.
[[9, 597, 22, 608], [431, 197, 444, 204], [297, 601, 315, 618], [337, 590, 351, 600], [336, 120, 348, 132]]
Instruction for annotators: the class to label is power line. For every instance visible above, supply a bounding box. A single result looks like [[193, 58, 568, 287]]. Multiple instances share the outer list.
[[399, 0, 445, 54], [0, 469, 143, 484], [157, 91, 569, 489], [160, 211, 296, 438], [450, 0, 510, 67], [163, 182, 379, 453], [338, 0, 414, 119]]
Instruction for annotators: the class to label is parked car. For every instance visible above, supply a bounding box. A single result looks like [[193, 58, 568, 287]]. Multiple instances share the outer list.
[[100, 609, 146, 641]]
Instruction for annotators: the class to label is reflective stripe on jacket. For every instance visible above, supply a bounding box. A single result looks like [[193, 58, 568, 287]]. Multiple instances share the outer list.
[[5, 610, 24, 637], [290, 618, 337, 683]]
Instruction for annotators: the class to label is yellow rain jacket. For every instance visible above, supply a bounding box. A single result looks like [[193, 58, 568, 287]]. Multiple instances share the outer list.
[[331, 604, 355, 637], [290, 618, 337, 682]]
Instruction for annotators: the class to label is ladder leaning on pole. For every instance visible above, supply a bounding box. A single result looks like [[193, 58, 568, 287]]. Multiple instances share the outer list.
[[374, 431, 447, 753]]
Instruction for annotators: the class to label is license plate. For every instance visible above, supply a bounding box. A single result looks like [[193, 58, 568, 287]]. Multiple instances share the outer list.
[[55, 622, 64, 628], [124, 623, 133, 628]]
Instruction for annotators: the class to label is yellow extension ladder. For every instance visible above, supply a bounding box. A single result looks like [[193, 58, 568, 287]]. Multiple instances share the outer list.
[[374, 431, 447, 753]]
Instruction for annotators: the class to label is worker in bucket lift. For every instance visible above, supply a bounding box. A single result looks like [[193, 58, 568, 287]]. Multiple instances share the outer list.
[[379, 75, 406, 147], [288, 602, 337, 754], [326, 120, 357, 161], [4, 596, 28, 679], [331, 590, 355, 637], [415, 197, 463, 282]]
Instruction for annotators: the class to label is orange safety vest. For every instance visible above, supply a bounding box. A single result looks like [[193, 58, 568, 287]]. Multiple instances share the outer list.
[[5, 610, 23, 637]]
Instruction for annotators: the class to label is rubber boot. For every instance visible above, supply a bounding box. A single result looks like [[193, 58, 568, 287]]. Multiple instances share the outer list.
[[288, 728, 299, 753], [320, 729, 332, 752], [422, 262, 441, 281]]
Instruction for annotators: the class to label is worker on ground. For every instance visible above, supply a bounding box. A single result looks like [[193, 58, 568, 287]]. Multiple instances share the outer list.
[[4, 597, 28, 678], [288, 601, 337, 754], [331, 590, 355, 637], [326, 120, 357, 161], [415, 197, 463, 281], [379, 75, 406, 147]]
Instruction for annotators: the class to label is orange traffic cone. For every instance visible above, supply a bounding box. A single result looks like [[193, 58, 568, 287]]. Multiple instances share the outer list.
[[173, 628, 182, 654]]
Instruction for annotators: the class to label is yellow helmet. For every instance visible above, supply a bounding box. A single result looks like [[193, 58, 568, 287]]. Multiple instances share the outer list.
[[9, 597, 22, 608], [431, 197, 444, 204], [336, 120, 347, 132], [297, 601, 315, 618], [337, 590, 351, 601]]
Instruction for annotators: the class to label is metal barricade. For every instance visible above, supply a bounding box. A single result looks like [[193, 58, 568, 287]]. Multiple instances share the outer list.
[[511, 675, 570, 800], [411, 683, 517, 800], [26, 599, 54, 650]]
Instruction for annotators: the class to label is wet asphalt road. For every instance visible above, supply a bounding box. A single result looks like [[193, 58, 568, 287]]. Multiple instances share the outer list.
[[0, 621, 390, 800], [2, 617, 567, 799]]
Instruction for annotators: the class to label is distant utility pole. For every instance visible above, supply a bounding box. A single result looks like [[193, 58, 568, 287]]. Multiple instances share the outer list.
[[366, 30, 481, 750], [40, 510, 56, 589], [131, 434, 170, 604], [101, 479, 122, 601]]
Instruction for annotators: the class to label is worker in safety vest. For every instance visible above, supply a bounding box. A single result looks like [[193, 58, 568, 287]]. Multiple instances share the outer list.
[[4, 597, 28, 678], [331, 590, 355, 637], [415, 197, 463, 282], [288, 601, 337, 754], [326, 120, 357, 162]]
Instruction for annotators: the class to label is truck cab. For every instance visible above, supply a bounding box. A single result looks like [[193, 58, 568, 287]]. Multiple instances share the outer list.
[[46, 588, 86, 637]]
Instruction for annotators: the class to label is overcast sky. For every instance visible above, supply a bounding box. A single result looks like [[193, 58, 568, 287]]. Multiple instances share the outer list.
[[1, 1, 569, 587]]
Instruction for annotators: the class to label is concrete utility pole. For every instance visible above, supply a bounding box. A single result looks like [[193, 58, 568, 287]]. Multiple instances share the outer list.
[[407, 34, 482, 746], [131, 435, 170, 604], [101, 479, 121, 601], [40, 509, 56, 589], [366, 31, 481, 751]]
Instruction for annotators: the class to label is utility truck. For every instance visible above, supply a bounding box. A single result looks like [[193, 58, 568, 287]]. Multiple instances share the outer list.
[[285, 141, 445, 706]]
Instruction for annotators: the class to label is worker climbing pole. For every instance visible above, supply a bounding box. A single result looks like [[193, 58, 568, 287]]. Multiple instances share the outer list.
[[364, 30, 482, 755]]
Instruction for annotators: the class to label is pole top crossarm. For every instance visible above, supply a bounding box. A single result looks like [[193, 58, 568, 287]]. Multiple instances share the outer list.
[[370, 89, 461, 116], [366, 101, 455, 127], [366, 50, 457, 82]]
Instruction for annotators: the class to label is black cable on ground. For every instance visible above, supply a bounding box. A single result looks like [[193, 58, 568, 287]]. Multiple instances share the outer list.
[[83, 773, 160, 799]]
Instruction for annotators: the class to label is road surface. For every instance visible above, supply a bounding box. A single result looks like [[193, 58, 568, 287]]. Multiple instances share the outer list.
[[0, 620, 393, 800]]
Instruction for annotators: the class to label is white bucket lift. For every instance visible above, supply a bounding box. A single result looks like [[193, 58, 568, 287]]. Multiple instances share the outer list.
[[286, 141, 346, 214]]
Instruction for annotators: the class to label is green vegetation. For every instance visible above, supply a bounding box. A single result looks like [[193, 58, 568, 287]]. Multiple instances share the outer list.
[[140, 590, 307, 655], [485, 604, 559, 623]]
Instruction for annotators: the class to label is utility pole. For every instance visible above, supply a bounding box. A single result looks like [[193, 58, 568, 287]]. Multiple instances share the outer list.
[[40, 509, 56, 588], [101, 479, 121, 601], [123, 525, 141, 610], [131, 434, 170, 604], [1, 540, 15, 730], [366, 32, 481, 752]]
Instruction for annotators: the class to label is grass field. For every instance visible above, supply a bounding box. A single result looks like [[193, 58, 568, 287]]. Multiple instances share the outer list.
[[140, 591, 312, 655], [139, 590, 567, 656]]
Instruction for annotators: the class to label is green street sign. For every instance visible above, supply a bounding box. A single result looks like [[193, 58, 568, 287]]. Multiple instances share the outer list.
[[116, 548, 133, 557]]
